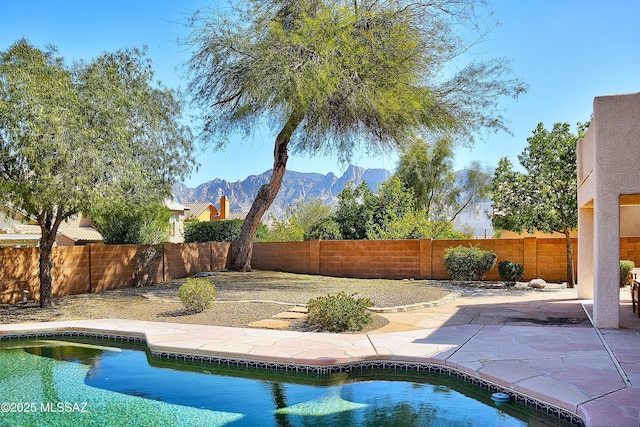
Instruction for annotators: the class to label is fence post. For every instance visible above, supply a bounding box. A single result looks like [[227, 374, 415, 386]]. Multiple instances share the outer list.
[[88, 244, 92, 293], [162, 243, 167, 282], [309, 240, 320, 275], [209, 241, 213, 271], [419, 239, 432, 279]]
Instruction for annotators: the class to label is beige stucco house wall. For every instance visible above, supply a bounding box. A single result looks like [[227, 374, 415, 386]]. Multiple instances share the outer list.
[[165, 196, 235, 243], [577, 92, 640, 328], [165, 200, 190, 243]]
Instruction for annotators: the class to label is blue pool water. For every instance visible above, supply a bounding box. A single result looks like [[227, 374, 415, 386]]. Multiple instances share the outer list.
[[0, 339, 572, 426]]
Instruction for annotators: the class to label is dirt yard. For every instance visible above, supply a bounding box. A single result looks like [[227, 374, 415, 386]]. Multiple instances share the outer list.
[[0, 270, 453, 332]]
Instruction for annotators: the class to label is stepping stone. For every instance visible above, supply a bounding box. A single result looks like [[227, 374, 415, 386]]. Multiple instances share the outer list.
[[288, 306, 308, 313], [272, 311, 307, 319], [141, 293, 163, 301], [141, 292, 180, 303], [247, 319, 291, 329]]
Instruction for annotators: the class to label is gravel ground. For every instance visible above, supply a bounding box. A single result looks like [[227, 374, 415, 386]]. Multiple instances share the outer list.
[[0, 270, 453, 332]]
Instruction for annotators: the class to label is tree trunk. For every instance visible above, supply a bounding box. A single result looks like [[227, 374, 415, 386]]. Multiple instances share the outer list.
[[564, 228, 575, 288], [38, 212, 63, 308], [232, 113, 303, 271], [38, 230, 56, 308]]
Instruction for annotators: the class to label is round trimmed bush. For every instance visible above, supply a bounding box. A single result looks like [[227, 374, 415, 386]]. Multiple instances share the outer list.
[[620, 260, 635, 286], [184, 219, 268, 243], [306, 291, 373, 332], [444, 245, 497, 281], [178, 278, 217, 313], [498, 261, 524, 286]]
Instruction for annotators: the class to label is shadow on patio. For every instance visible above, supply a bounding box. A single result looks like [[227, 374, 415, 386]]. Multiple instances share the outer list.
[[377, 288, 594, 332], [582, 286, 640, 331]]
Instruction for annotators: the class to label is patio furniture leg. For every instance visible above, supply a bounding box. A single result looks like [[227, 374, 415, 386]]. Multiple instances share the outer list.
[[632, 280, 639, 317]]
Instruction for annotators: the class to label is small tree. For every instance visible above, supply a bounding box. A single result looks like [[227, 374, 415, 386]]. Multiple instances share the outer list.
[[333, 177, 415, 240], [491, 122, 587, 287], [0, 40, 194, 307], [91, 200, 171, 245], [396, 138, 492, 223], [396, 138, 457, 220], [378, 211, 472, 240], [267, 198, 333, 242], [334, 181, 377, 240], [305, 217, 342, 241], [332, 176, 471, 240], [370, 176, 415, 238]]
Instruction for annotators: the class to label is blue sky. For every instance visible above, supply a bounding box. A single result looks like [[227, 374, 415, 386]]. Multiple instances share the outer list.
[[2, 1, 639, 187]]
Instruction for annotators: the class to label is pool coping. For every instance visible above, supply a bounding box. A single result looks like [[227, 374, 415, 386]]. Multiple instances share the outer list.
[[0, 319, 597, 426]]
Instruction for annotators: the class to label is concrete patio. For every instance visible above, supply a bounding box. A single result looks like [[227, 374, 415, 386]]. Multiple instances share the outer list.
[[1, 286, 639, 427]]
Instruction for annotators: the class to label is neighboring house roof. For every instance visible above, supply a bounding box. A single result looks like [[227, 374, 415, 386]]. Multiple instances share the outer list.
[[58, 226, 103, 244], [165, 199, 190, 212], [0, 234, 40, 247], [183, 202, 217, 220], [0, 215, 103, 246], [12, 224, 41, 235]]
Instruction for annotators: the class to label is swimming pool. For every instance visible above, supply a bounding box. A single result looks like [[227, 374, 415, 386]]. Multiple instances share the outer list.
[[0, 338, 575, 426]]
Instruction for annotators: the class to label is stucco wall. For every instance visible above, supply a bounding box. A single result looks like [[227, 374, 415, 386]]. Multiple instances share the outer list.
[[621, 206, 640, 236], [578, 92, 640, 327]]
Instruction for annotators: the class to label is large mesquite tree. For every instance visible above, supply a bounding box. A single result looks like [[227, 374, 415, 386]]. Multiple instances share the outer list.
[[188, 0, 527, 271], [0, 40, 195, 307]]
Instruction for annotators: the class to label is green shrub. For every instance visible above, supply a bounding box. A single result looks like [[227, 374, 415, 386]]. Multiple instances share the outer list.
[[306, 291, 373, 332], [620, 260, 635, 286], [304, 217, 342, 240], [92, 202, 170, 244], [444, 245, 497, 281], [184, 219, 268, 243], [498, 261, 524, 285], [178, 278, 217, 313]]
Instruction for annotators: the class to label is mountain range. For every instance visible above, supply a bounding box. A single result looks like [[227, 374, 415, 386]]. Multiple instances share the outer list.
[[172, 165, 493, 236], [173, 165, 391, 219]]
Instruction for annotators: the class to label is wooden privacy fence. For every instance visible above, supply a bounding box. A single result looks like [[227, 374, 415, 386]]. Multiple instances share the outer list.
[[2, 237, 640, 304]]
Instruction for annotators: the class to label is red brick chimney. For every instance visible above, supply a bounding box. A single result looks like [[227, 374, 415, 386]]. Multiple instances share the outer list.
[[219, 196, 230, 220]]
